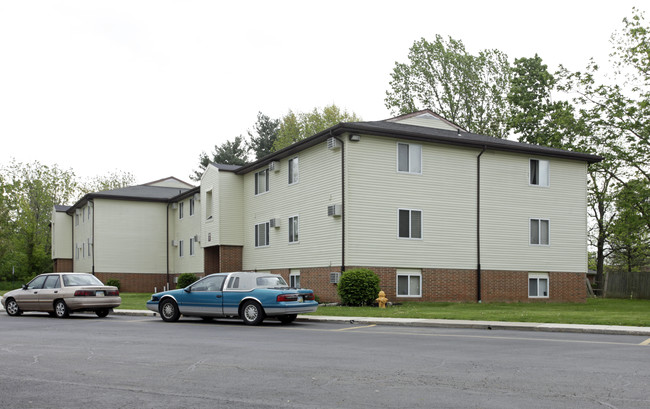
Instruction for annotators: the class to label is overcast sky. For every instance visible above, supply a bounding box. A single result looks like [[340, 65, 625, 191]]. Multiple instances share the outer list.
[[0, 1, 645, 188]]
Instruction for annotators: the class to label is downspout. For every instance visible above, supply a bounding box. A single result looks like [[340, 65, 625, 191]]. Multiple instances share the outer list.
[[476, 146, 487, 303], [331, 131, 346, 272], [166, 202, 171, 290], [91, 200, 95, 276]]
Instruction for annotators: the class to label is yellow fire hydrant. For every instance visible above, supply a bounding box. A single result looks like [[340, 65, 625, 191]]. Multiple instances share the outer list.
[[376, 290, 389, 308]]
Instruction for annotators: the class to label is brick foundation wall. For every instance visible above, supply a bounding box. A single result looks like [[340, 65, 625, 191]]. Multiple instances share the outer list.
[[267, 266, 586, 304], [53, 258, 73, 272]]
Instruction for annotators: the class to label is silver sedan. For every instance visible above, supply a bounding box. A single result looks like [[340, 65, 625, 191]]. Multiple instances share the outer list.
[[1, 273, 121, 318]]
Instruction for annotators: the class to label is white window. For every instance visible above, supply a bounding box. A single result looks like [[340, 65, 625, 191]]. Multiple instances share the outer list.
[[75, 214, 79, 226], [397, 269, 421, 297], [397, 143, 422, 174], [88, 206, 91, 220], [179, 202, 184, 219], [189, 198, 195, 216], [75, 244, 79, 259], [290, 269, 300, 288], [255, 169, 269, 195], [82, 207, 85, 223], [255, 222, 270, 247], [87, 238, 91, 257], [82, 243, 85, 258], [179, 240, 184, 257], [530, 159, 549, 187], [288, 157, 299, 185], [530, 219, 550, 245], [529, 273, 549, 298], [189, 238, 195, 256], [398, 209, 422, 239], [289, 216, 299, 243]]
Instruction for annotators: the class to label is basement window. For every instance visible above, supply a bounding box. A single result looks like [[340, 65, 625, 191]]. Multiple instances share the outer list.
[[528, 273, 549, 298]]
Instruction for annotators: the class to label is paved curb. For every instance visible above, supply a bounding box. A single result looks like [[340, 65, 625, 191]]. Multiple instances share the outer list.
[[109, 309, 650, 336]]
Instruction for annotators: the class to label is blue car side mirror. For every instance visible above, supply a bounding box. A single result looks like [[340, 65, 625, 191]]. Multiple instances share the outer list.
[[184, 287, 191, 293]]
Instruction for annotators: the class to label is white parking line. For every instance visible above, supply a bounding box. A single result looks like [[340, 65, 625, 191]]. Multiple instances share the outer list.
[[640, 338, 650, 346], [334, 324, 377, 331]]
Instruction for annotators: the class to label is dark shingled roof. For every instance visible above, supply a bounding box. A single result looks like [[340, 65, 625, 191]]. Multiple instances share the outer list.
[[66, 185, 192, 215], [54, 205, 71, 212], [211, 163, 242, 172], [236, 117, 602, 174]]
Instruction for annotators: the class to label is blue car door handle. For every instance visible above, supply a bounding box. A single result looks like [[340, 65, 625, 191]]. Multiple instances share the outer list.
[[216, 295, 222, 298]]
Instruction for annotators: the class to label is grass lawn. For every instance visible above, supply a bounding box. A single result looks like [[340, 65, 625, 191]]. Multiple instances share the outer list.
[[3, 290, 649, 327], [313, 299, 650, 327]]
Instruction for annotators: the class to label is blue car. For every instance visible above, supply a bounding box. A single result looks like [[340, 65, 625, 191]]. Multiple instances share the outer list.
[[146, 272, 318, 325]]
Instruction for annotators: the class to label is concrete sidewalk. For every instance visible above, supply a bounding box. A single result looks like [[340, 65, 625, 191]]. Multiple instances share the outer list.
[[110, 309, 650, 336]]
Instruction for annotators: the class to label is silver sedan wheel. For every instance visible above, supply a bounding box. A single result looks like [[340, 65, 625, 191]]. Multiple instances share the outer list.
[[6, 299, 20, 316], [54, 300, 69, 318], [244, 304, 258, 321]]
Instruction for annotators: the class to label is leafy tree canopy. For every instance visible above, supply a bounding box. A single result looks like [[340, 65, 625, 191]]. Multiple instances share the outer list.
[[385, 35, 512, 138], [272, 104, 361, 151], [191, 135, 249, 181], [248, 112, 280, 161]]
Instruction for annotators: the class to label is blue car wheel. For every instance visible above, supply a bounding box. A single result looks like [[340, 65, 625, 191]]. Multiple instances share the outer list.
[[241, 301, 265, 325], [160, 299, 180, 322]]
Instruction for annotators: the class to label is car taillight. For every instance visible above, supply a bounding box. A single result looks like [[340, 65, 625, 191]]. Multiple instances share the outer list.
[[277, 294, 299, 302], [106, 290, 119, 296], [303, 293, 315, 301], [74, 290, 95, 296]]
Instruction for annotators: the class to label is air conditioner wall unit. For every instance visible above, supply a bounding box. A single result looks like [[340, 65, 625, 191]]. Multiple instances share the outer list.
[[194, 234, 200, 243], [327, 137, 341, 150], [269, 161, 280, 172], [330, 272, 341, 284], [269, 218, 280, 228], [193, 193, 200, 202], [327, 204, 342, 217], [171, 240, 178, 247], [75, 209, 81, 215], [171, 202, 178, 209]]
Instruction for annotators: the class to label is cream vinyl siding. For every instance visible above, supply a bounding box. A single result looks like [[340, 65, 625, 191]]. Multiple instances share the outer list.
[[51, 208, 72, 260], [170, 197, 203, 274], [200, 165, 221, 247], [393, 116, 458, 131], [73, 204, 94, 272], [219, 172, 244, 245], [481, 152, 587, 272], [346, 136, 476, 268], [93, 199, 168, 273], [242, 142, 342, 270]]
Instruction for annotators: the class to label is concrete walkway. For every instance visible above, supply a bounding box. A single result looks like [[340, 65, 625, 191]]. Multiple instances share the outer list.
[[110, 309, 650, 336]]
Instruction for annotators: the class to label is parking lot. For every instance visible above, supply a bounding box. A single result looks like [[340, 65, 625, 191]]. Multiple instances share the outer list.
[[1, 313, 649, 408]]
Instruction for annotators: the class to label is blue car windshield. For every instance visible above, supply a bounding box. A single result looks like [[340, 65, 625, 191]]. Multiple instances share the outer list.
[[256, 276, 288, 288]]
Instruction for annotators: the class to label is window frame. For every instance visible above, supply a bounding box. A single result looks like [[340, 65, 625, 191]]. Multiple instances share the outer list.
[[189, 198, 195, 216], [529, 218, 550, 246], [398, 208, 423, 239], [288, 215, 299, 244], [397, 142, 422, 175], [255, 222, 270, 248], [290, 269, 300, 288], [529, 158, 550, 187], [179, 239, 184, 257], [255, 169, 269, 195], [528, 273, 549, 298], [189, 237, 195, 256], [288, 157, 299, 185], [396, 269, 422, 297], [178, 202, 184, 219]]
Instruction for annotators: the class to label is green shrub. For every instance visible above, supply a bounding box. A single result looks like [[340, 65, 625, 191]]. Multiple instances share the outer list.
[[177, 273, 198, 289], [337, 268, 381, 306], [106, 279, 121, 290]]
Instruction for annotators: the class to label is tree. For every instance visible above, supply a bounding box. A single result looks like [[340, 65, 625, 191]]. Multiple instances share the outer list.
[[0, 160, 78, 281], [560, 8, 650, 230], [78, 170, 136, 195], [385, 35, 512, 138], [191, 135, 249, 181], [272, 105, 361, 151], [608, 180, 650, 272], [248, 112, 280, 160]]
